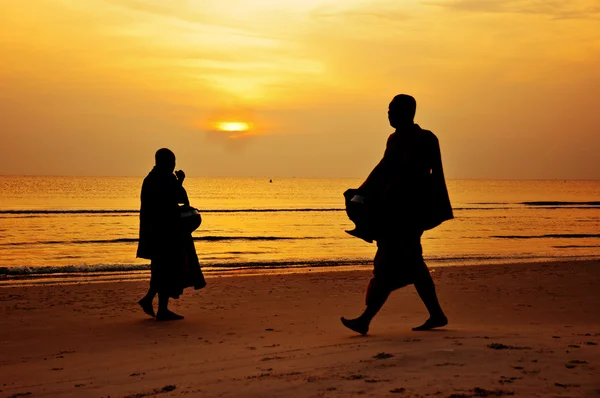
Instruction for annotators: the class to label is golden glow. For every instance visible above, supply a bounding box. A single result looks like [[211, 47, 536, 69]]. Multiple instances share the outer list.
[[216, 122, 251, 132], [1, 1, 599, 178]]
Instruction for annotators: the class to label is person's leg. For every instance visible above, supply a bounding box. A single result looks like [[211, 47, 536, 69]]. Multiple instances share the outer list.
[[157, 293, 169, 313], [341, 246, 392, 335], [411, 234, 447, 330], [156, 293, 184, 321], [414, 265, 445, 315], [138, 286, 156, 317], [341, 278, 391, 335], [140, 258, 160, 317], [150, 255, 184, 321]]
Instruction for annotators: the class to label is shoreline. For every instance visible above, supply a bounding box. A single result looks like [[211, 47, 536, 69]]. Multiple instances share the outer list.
[[1, 260, 599, 397], [1, 258, 599, 288]]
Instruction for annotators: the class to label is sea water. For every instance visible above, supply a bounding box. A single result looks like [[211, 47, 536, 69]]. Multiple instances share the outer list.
[[0, 176, 598, 285]]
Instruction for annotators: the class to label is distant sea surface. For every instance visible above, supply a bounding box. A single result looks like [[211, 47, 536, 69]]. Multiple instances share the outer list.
[[0, 177, 598, 285]]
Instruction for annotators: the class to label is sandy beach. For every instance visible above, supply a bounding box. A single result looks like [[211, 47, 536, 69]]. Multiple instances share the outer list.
[[1, 261, 599, 398]]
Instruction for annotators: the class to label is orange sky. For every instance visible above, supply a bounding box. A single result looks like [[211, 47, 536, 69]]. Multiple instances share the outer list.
[[1, 0, 599, 179]]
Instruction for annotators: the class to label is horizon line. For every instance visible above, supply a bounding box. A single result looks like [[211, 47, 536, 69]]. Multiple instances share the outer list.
[[0, 174, 599, 182]]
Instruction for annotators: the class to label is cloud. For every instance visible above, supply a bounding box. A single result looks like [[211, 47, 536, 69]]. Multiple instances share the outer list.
[[2, 0, 600, 178], [425, 0, 600, 20], [100, 0, 215, 25], [311, 7, 412, 23]]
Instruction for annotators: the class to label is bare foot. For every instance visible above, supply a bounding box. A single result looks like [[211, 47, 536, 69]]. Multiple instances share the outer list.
[[341, 317, 369, 336], [138, 298, 155, 318], [412, 315, 448, 331]]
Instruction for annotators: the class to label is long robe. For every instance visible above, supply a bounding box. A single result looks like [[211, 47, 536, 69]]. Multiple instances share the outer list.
[[136, 167, 205, 298], [359, 124, 453, 237]]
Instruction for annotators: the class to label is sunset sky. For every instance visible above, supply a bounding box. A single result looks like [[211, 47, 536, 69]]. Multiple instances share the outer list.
[[1, 0, 599, 179]]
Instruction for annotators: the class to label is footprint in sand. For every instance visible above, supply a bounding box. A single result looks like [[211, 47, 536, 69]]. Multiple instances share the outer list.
[[521, 369, 540, 375], [6, 392, 32, 398], [342, 374, 367, 380], [246, 373, 271, 380], [499, 376, 522, 384], [257, 367, 273, 372], [487, 343, 530, 350], [449, 387, 514, 397], [122, 385, 176, 398], [436, 362, 465, 367], [565, 360, 588, 369], [260, 356, 283, 361], [372, 352, 394, 360], [555, 382, 580, 388]]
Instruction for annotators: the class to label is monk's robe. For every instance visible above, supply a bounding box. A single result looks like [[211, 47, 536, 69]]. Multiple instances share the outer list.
[[356, 124, 454, 288], [137, 168, 205, 298], [359, 123, 453, 237]]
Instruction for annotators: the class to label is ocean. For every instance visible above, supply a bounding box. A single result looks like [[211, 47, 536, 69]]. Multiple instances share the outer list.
[[0, 176, 598, 286]]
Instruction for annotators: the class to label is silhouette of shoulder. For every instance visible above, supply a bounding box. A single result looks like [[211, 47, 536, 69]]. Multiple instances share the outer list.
[[418, 128, 439, 146], [385, 133, 396, 148], [384, 127, 439, 152]]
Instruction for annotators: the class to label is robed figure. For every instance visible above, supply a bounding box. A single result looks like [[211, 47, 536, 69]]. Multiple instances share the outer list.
[[137, 148, 205, 321], [341, 94, 453, 335]]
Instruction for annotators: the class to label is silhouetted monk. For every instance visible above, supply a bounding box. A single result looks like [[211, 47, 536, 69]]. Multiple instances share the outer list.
[[137, 148, 206, 321], [341, 94, 453, 335]]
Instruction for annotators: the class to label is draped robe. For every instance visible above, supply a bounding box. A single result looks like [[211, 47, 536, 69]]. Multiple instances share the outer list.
[[137, 167, 205, 298]]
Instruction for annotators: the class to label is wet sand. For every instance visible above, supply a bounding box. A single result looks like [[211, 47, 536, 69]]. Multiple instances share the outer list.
[[1, 260, 599, 397]]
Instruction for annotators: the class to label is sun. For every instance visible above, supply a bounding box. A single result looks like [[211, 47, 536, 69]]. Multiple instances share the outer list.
[[216, 121, 251, 132]]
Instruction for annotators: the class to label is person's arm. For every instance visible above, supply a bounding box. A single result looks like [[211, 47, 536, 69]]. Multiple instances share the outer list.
[[178, 186, 190, 206], [174, 170, 190, 206]]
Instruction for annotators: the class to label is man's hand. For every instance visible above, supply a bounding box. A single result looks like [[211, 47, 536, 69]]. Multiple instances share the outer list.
[[175, 170, 186, 184]]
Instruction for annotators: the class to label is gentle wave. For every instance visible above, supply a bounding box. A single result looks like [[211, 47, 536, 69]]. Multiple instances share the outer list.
[[471, 201, 600, 207], [452, 207, 598, 210], [0, 210, 137, 214], [493, 234, 600, 239], [554, 245, 600, 248], [0, 260, 369, 276], [7, 233, 597, 247], [0, 236, 319, 247], [0, 208, 345, 215], [2, 254, 593, 277], [523, 201, 600, 206], [0, 207, 600, 219], [2, 204, 598, 216], [0, 264, 151, 276], [519, 207, 600, 210]]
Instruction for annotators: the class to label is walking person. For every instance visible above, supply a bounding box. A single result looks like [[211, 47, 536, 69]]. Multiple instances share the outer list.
[[341, 94, 453, 335], [137, 148, 206, 321]]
